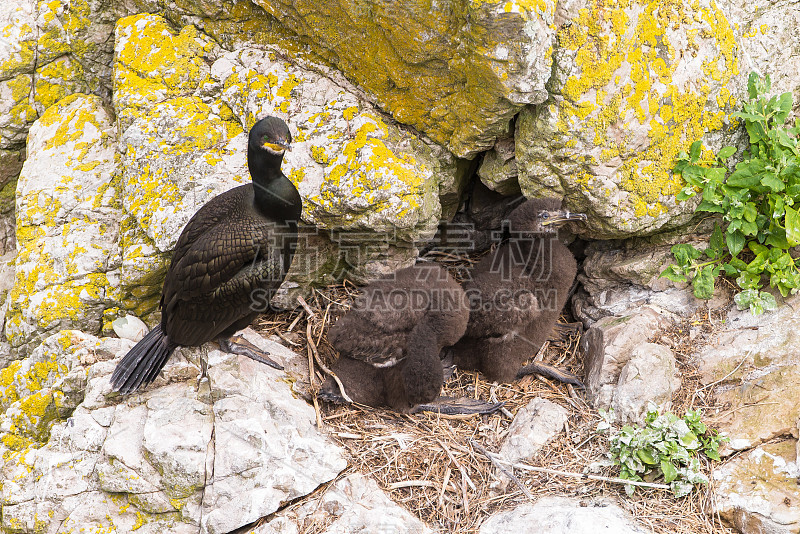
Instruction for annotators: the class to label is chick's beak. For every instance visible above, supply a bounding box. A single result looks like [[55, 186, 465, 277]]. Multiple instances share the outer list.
[[542, 210, 588, 226]]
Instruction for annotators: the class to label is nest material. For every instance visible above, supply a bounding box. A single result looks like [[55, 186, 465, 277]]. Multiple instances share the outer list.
[[253, 279, 733, 534]]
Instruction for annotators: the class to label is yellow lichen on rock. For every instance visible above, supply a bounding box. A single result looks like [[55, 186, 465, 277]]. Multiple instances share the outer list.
[[518, 0, 741, 237], [6, 93, 119, 351], [249, 0, 558, 157]]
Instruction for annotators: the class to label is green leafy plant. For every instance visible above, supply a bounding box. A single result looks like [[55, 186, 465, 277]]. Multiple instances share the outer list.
[[661, 72, 800, 314], [597, 405, 726, 497]]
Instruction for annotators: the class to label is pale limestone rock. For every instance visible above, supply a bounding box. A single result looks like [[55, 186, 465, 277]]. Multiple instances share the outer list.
[[713, 440, 800, 534], [0, 0, 119, 148], [479, 497, 649, 534], [611, 343, 681, 423], [477, 135, 519, 195], [722, 0, 800, 106], [499, 397, 569, 464], [696, 296, 800, 453], [250, 0, 557, 157], [5, 93, 121, 354], [573, 236, 716, 325], [0, 329, 347, 534], [582, 306, 673, 408], [252, 473, 434, 534], [517, 0, 745, 239]]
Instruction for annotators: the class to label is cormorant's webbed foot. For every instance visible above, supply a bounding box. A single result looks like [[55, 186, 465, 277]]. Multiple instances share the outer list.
[[412, 396, 505, 415], [516, 362, 584, 388], [218, 336, 284, 370]]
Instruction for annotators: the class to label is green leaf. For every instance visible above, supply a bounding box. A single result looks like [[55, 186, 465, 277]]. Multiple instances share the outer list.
[[696, 200, 725, 213], [761, 172, 785, 192], [776, 92, 792, 122], [693, 265, 715, 300], [785, 205, 800, 246], [706, 224, 724, 259], [726, 230, 745, 257], [722, 263, 739, 275], [660, 264, 687, 283], [728, 160, 767, 188], [717, 146, 737, 160], [671, 243, 702, 266], [689, 140, 702, 162], [661, 460, 679, 483], [746, 250, 769, 273], [734, 289, 758, 310], [747, 71, 759, 99], [637, 448, 658, 465], [759, 291, 778, 312], [743, 203, 758, 222]]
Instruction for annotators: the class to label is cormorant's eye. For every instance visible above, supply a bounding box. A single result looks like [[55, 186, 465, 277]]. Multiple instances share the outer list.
[[540, 213, 550, 219]]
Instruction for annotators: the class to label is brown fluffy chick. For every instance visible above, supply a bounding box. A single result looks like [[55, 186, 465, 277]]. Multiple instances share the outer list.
[[320, 264, 469, 412], [447, 197, 586, 384]]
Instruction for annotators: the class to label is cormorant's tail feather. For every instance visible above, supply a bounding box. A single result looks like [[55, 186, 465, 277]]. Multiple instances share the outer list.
[[111, 324, 175, 394]]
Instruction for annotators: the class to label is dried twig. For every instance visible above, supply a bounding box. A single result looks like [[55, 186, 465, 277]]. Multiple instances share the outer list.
[[487, 453, 671, 490], [296, 295, 315, 317], [470, 440, 533, 500]]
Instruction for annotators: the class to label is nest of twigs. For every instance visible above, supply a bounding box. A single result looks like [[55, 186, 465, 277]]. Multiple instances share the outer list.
[[253, 257, 733, 534]]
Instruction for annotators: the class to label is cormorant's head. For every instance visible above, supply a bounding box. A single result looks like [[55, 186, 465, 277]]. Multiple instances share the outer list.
[[508, 197, 587, 234], [249, 116, 292, 156]]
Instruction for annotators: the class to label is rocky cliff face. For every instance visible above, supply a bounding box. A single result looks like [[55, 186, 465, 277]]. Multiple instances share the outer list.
[[1, 1, 799, 532]]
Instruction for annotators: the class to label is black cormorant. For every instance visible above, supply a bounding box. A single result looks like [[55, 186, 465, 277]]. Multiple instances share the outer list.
[[446, 197, 586, 386], [111, 116, 301, 393], [319, 264, 501, 414]]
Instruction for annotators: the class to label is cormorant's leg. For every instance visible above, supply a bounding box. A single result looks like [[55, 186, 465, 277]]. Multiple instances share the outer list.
[[516, 362, 584, 388], [412, 397, 505, 415], [218, 336, 284, 370]]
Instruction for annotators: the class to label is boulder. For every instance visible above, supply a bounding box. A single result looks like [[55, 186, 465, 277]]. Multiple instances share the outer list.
[[713, 440, 800, 534], [0, 329, 347, 534], [581, 306, 673, 409], [248, 0, 558, 158], [611, 343, 681, 423], [5, 93, 121, 354], [573, 235, 717, 325], [695, 296, 800, 454], [479, 496, 650, 534], [499, 397, 569, 464], [516, 0, 745, 239], [252, 473, 434, 534]]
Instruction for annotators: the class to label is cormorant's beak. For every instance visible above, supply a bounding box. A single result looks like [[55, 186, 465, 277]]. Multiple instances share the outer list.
[[542, 210, 588, 226], [262, 139, 292, 152]]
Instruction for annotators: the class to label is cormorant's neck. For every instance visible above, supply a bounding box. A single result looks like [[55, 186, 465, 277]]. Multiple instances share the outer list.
[[249, 150, 302, 222]]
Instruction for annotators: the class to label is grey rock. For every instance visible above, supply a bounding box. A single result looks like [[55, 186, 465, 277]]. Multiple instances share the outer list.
[[0, 329, 347, 534], [5, 93, 121, 354], [611, 343, 681, 423], [253, 473, 434, 534], [479, 496, 649, 534], [515, 1, 746, 239], [695, 295, 800, 453], [713, 440, 800, 534], [499, 397, 569, 464], [477, 135, 519, 195], [582, 306, 674, 409], [573, 237, 718, 326]]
